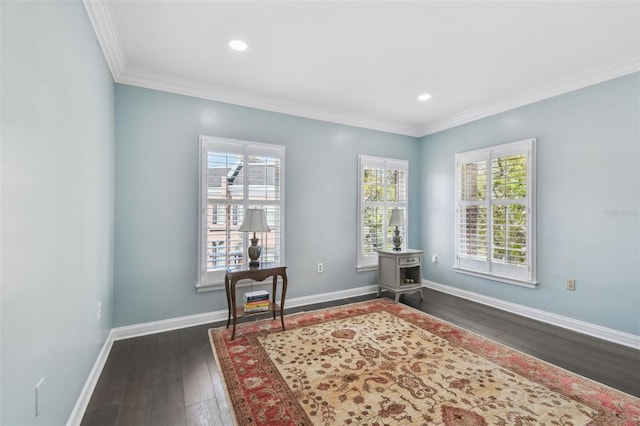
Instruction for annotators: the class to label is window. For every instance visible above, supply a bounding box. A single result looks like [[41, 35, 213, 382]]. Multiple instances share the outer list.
[[455, 138, 536, 287], [357, 155, 408, 270], [197, 136, 285, 291]]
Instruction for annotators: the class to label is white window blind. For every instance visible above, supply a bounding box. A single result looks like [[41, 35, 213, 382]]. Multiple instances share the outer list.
[[455, 138, 536, 287], [357, 155, 408, 270], [197, 136, 285, 291]]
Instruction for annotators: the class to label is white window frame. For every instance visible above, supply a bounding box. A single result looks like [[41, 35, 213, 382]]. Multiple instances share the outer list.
[[357, 155, 409, 271], [454, 138, 537, 288], [196, 136, 285, 292]]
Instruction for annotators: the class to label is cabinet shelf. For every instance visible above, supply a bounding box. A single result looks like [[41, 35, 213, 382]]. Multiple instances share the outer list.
[[377, 249, 424, 303], [234, 302, 280, 319]]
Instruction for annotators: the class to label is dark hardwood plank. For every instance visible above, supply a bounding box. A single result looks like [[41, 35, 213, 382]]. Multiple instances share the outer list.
[[84, 339, 135, 412], [203, 336, 234, 426], [185, 399, 220, 426], [113, 376, 152, 426], [181, 329, 216, 407], [80, 404, 119, 426], [81, 288, 640, 426], [148, 375, 186, 426]]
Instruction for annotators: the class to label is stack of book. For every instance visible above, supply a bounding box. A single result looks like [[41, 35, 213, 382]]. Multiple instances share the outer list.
[[243, 290, 270, 313]]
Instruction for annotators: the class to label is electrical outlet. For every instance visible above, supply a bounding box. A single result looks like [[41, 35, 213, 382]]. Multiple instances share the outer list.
[[432, 255, 438, 264], [566, 278, 576, 291], [97, 301, 102, 320], [317, 263, 324, 273]]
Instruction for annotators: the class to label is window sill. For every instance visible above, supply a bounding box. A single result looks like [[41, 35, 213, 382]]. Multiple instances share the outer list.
[[454, 267, 538, 289], [196, 279, 273, 293], [195, 282, 224, 293], [356, 264, 378, 273]]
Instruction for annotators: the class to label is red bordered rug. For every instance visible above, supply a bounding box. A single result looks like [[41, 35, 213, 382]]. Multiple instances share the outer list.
[[209, 299, 640, 425]]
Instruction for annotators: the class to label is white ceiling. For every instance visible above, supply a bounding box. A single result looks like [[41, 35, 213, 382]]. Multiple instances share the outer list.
[[85, 1, 640, 137]]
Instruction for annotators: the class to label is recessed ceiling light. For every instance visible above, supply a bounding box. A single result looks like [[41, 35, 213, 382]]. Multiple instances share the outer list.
[[418, 93, 432, 101], [229, 39, 248, 52]]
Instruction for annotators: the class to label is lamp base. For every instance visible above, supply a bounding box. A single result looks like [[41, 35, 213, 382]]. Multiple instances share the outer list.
[[392, 227, 402, 251], [247, 236, 262, 267]]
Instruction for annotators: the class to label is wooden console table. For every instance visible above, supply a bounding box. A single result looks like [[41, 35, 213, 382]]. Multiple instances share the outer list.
[[224, 263, 288, 340]]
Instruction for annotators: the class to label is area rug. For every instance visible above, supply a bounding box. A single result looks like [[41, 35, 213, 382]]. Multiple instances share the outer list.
[[209, 299, 640, 425]]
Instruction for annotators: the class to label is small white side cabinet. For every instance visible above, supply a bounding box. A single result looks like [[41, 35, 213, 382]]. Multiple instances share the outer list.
[[377, 249, 424, 303]]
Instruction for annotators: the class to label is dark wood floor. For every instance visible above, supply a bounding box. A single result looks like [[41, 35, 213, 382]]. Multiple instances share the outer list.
[[81, 288, 640, 426]]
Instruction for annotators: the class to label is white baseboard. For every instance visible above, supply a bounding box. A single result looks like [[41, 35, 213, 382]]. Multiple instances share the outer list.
[[109, 284, 380, 341], [67, 283, 379, 425], [423, 279, 640, 350], [110, 310, 229, 341], [66, 330, 115, 426], [284, 284, 379, 310], [69, 280, 639, 425]]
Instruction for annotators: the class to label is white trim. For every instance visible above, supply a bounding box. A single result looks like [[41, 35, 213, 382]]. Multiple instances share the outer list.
[[284, 284, 379, 310], [195, 281, 224, 293], [419, 60, 639, 136], [357, 155, 409, 269], [67, 282, 381, 425], [454, 267, 538, 289], [423, 279, 640, 350], [82, 0, 125, 80], [83, 4, 638, 138], [356, 265, 378, 273], [112, 284, 379, 341], [111, 61, 640, 139], [111, 310, 229, 341], [117, 68, 421, 137], [198, 136, 286, 288], [66, 330, 115, 426], [454, 138, 536, 285], [68, 280, 640, 424], [196, 276, 290, 293]]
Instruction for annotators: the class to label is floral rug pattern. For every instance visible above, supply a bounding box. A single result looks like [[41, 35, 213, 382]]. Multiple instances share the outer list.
[[209, 299, 640, 425]]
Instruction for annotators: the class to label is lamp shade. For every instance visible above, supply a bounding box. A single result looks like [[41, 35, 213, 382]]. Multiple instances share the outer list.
[[238, 208, 270, 233], [389, 208, 406, 227]]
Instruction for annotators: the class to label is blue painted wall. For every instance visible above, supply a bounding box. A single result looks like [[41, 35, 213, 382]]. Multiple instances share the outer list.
[[113, 84, 419, 326], [1, 2, 637, 421], [419, 73, 640, 335], [1, 1, 114, 424]]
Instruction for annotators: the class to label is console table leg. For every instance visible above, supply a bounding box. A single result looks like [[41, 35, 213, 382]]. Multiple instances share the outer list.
[[230, 277, 237, 340], [272, 275, 277, 321], [280, 273, 287, 331], [225, 273, 231, 328]]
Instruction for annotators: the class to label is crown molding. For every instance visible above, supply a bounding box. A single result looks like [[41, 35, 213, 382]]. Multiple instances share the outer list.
[[119, 59, 638, 138], [419, 60, 640, 137], [82, 1, 637, 139], [81, 0, 421, 137], [83, 0, 125, 80], [117, 67, 422, 137]]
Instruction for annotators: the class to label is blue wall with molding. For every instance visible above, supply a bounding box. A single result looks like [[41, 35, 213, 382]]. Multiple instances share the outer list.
[[113, 84, 419, 327], [1, 2, 638, 424], [1, 1, 114, 424], [419, 73, 640, 335]]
